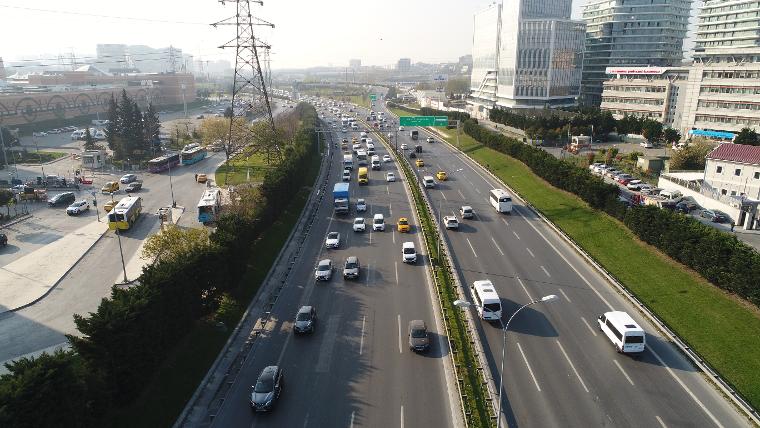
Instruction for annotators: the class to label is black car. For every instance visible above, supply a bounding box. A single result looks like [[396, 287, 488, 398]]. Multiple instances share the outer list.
[[293, 306, 317, 334], [250, 366, 283, 412], [0, 233, 7, 247], [701, 209, 729, 223], [47, 192, 76, 207]]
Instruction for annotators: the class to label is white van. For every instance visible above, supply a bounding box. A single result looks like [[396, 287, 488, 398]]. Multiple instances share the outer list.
[[597, 311, 646, 354], [471, 280, 502, 321], [402, 241, 417, 263], [423, 176, 435, 188], [371, 155, 381, 170], [372, 213, 385, 231]]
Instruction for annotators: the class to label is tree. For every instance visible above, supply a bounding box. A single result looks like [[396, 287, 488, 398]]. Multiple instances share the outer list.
[[142, 103, 161, 152], [663, 128, 681, 146], [198, 118, 229, 146], [141, 224, 215, 263], [733, 128, 760, 146], [385, 86, 397, 100], [83, 127, 97, 151], [224, 106, 233, 119], [669, 141, 713, 170], [445, 78, 470, 96], [641, 120, 663, 142], [105, 95, 119, 152]]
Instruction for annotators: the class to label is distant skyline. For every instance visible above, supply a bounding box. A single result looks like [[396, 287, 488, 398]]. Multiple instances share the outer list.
[[0, 0, 587, 70]]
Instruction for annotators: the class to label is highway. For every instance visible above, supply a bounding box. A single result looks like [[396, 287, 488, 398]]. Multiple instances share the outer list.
[[209, 109, 456, 427], [378, 101, 750, 427]]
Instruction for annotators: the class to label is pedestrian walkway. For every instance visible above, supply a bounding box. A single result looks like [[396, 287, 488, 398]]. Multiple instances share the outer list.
[[0, 219, 108, 312]]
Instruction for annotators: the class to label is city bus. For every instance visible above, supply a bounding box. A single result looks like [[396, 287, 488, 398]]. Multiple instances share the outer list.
[[107, 196, 143, 231], [198, 188, 222, 224], [148, 153, 180, 173], [181, 146, 208, 165], [489, 188, 513, 213], [357, 167, 369, 185]]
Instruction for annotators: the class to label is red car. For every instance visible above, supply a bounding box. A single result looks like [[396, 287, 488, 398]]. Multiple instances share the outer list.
[[616, 175, 633, 185]]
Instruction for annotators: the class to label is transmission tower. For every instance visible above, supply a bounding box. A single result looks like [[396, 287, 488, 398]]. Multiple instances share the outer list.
[[167, 45, 178, 73]]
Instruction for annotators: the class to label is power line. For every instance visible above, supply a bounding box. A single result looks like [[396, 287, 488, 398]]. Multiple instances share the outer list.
[[0, 3, 208, 25]]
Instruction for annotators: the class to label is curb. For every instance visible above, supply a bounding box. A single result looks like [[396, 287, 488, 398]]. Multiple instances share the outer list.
[[428, 122, 760, 426], [0, 214, 33, 229]]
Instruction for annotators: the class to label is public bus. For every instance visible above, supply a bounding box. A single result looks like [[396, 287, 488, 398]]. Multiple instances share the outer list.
[[357, 167, 369, 185], [107, 196, 143, 231], [181, 146, 208, 165], [148, 153, 180, 173], [198, 188, 222, 224], [489, 188, 513, 214]]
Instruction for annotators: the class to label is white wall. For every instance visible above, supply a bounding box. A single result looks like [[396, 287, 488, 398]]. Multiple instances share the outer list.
[[704, 159, 760, 200], [657, 177, 742, 221]]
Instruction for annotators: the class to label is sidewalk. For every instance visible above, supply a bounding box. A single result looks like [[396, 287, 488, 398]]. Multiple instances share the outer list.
[[0, 219, 108, 312]]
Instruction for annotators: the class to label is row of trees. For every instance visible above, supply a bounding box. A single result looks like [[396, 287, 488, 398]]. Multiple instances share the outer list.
[[0, 104, 321, 426], [105, 90, 161, 160], [457, 118, 760, 308]]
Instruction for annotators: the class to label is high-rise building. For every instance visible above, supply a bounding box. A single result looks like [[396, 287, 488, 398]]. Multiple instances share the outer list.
[[0, 57, 6, 82], [581, 0, 692, 106], [397, 58, 411, 72], [349, 59, 361, 69], [468, 0, 585, 116], [693, 0, 760, 63]]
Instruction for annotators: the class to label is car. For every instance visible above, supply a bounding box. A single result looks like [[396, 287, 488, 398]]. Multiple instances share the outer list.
[[589, 162, 602, 172], [408, 320, 430, 352], [47, 192, 76, 207], [325, 231, 341, 248], [383, 154, 392, 163], [386, 172, 396, 182], [343, 256, 360, 279], [293, 306, 317, 334], [342, 169, 351, 181], [626, 180, 643, 190], [676, 196, 700, 213], [66, 200, 90, 215], [356, 198, 367, 212], [32, 132, 47, 137], [197, 173, 209, 184], [0, 232, 7, 247], [196, 114, 204, 119], [640, 141, 654, 149], [639, 185, 656, 195], [444, 216, 459, 229], [250, 366, 283, 411], [103, 199, 118, 212], [426, 137, 435, 143], [436, 171, 448, 181], [399, 126, 405, 131], [372, 213, 385, 231], [616, 174, 633, 185], [402, 241, 417, 263], [387, 133, 393, 139], [460, 206, 474, 219], [701, 209, 729, 223], [120, 174, 138, 184], [415, 159, 424, 167], [125, 181, 142, 192], [401, 143, 408, 150], [314, 259, 333, 281], [397, 217, 410, 233], [353, 217, 366, 232], [423, 176, 435, 188], [101, 181, 119, 194], [415, 145, 423, 153], [48, 129, 61, 134], [604, 168, 620, 178]]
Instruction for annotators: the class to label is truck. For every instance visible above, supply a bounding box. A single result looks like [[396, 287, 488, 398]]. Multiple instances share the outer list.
[[333, 182, 350, 215], [410, 130, 419, 140]]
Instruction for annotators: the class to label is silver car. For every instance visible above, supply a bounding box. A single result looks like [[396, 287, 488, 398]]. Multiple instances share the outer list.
[[343, 256, 360, 280], [315, 259, 333, 281]]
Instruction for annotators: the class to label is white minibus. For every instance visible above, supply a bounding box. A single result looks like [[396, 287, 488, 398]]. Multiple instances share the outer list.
[[343, 154, 354, 170], [471, 280, 502, 321], [597, 311, 646, 354], [489, 189, 513, 214]]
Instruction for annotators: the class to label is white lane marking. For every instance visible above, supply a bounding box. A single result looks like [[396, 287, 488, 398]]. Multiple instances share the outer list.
[[386, 185, 390, 195], [501, 217, 510, 227], [359, 315, 366, 356], [558, 288, 571, 302], [303, 412, 310, 428], [457, 189, 465, 199], [517, 342, 541, 392], [365, 262, 371, 287], [392, 229, 396, 244], [401, 405, 405, 428], [468, 180, 475, 187], [350, 411, 355, 428], [613, 360, 635, 386], [389, 202, 392, 216], [649, 346, 724, 428], [655, 415, 667, 428], [465, 237, 479, 258], [556, 340, 590, 393], [474, 187, 481, 194], [440, 190, 448, 200], [398, 314, 403, 354], [513, 230, 521, 240], [540, 265, 551, 277], [490, 237, 505, 256], [516, 277, 534, 301], [526, 247, 535, 258], [580, 317, 597, 336], [519, 211, 615, 310], [395, 261, 399, 285]]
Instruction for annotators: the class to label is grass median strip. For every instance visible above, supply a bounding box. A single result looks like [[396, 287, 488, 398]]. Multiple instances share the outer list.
[[437, 127, 760, 411]]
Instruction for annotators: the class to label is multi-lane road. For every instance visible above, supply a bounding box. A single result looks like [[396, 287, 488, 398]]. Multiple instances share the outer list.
[[209, 111, 457, 427], [378, 100, 749, 427]]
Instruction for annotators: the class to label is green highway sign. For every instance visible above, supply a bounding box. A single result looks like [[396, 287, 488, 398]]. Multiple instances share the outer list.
[[399, 116, 449, 127], [369, 94, 377, 101]]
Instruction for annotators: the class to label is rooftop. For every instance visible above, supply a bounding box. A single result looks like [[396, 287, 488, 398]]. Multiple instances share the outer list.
[[707, 143, 760, 166]]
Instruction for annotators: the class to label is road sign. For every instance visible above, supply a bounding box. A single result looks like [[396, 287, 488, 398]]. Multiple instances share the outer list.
[[369, 94, 377, 101], [399, 116, 449, 127]]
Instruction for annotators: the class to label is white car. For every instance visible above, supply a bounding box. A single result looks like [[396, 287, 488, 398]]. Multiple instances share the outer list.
[[325, 232, 341, 249], [460, 205, 474, 219], [372, 213, 385, 231], [443, 216, 459, 229], [353, 217, 366, 232], [66, 200, 90, 215], [315, 259, 333, 281], [386, 172, 396, 182], [626, 180, 643, 190], [342, 169, 351, 181], [383, 155, 392, 163], [32, 132, 47, 137], [400, 143, 408, 150], [387, 133, 393, 139], [640, 141, 654, 149], [399, 126, 405, 131], [356, 198, 367, 212], [402, 241, 417, 263]]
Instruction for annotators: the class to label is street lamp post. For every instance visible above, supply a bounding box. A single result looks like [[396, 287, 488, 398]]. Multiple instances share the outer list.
[[110, 192, 128, 283], [167, 156, 176, 208], [454, 294, 558, 428]]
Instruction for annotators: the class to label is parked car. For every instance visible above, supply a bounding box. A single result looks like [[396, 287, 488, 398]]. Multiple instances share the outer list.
[[676, 196, 700, 212], [66, 200, 90, 215], [460, 205, 474, 219], [343, 256, 360, 279], [325, 232, 341, 248], [293, 306, 317, 334], [353, 217, 366, 232], [48, 192, 76, 207], [314, 259, 333, 281], [196, 174, 208, 183], [616, 174, 633, 185], [640, 141, 654, 149], [32, 132, 47, 137], [250, 366, 283, 411], [120, 174, 138, 184], [408, 320, 430, 352], [700, 209, 729, 223], [0, 232, 8, 247], [626, 180, 643, 190]]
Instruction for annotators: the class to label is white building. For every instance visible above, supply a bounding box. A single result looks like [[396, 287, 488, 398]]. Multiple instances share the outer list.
[[468, 0, 585, 117]]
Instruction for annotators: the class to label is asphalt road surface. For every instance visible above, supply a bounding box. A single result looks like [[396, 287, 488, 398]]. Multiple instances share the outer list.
[[209, 113, 456, 427], [377, 101, 749, 428]]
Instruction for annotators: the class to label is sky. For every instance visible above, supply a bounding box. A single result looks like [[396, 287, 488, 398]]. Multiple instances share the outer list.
[[0, 0, 585, 70]]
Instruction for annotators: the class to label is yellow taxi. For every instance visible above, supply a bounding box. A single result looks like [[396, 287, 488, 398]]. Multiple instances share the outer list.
[[397, 217, 410, 233], [415, 159, 424, 167], [196, 173, 208, 183], [436, 171, 448, 181], [103, 199, 118, 213], [101, 181, 119, 193]]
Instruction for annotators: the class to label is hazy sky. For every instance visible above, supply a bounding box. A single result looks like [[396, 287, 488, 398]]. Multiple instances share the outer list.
[[0, 0, 584, 69]]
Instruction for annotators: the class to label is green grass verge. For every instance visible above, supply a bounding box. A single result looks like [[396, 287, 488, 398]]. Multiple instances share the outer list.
[[15, 151, 68, 163], [389, 107, 417, 118], [215, 151, 276, 186], [437, 127, 760, 410], [107, 148, 321, 427]]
